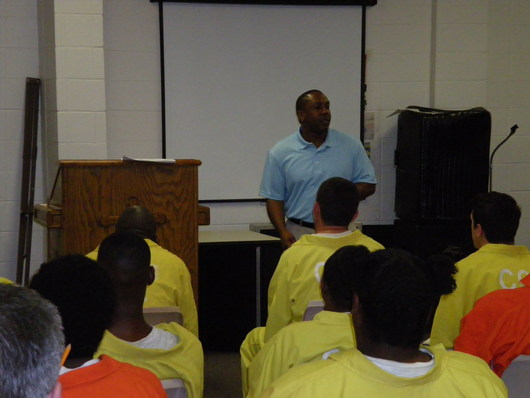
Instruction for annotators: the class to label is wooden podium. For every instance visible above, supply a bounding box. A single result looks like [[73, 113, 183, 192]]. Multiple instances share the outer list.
[[34, 159, 209, 300]]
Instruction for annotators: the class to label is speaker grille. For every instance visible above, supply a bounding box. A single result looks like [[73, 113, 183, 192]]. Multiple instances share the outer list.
[[395, 107, 491, 221]]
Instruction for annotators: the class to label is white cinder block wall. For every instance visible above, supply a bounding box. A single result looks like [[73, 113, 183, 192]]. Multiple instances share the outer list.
[[0, 0, 44, 280], [0, 0, 529, 280]]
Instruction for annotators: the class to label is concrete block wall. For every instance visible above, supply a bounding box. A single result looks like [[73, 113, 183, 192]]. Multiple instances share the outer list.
[[0, 0, 44, 280], [433, 0, 530, 245], [365, 0, 433, 224]]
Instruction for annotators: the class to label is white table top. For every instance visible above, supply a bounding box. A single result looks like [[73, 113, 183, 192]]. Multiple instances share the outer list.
[[199, 229, 280, 244]]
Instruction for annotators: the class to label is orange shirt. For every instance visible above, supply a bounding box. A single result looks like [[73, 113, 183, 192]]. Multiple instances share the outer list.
[[60, 355, 166, 398], [455, 274, 530, 376]]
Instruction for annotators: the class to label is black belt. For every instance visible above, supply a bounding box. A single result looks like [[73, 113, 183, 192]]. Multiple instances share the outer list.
[[288, 218, 315, 229]]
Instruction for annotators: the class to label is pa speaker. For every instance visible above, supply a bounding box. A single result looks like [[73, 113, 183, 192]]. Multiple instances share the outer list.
[[394, 106, 491, 222]]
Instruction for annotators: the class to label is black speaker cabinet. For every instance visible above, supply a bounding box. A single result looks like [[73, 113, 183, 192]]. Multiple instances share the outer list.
[[395, 106, 491, 222]]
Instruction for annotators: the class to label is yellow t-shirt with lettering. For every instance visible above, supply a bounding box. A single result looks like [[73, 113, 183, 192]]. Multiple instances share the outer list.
[[265, 230, 384, 342], [430, 243, 530, 348]]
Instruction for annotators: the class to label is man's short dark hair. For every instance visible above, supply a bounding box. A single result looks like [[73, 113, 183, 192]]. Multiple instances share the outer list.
[[0, 284, 64, 398], [30, 255, 115, 359], [316, 177, 360, 227], [97, 232, 151, 285], [357, 249, 456, 349], [295, 89, 323, 112], [471, 191, 521, 243]]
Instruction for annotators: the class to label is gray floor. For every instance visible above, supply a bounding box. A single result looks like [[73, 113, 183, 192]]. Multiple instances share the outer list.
[[204, 351, 242, 398]]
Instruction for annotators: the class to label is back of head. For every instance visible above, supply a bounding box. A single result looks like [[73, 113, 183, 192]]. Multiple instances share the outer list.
[[115, 205, 157, 241], [29, 255, 115, 360], [322, 245, 371, 311], [357, 249, 456, 348], [0, 284, 64, 398], [471, 191, 521, 243], [316, 177, 360, 227], [97, 232, 151, 288]]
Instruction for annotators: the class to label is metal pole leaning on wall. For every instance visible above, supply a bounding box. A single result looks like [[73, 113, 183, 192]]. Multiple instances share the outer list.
[[16, 77, 41, 285]]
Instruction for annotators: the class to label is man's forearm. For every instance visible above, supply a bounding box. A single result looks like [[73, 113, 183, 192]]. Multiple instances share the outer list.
[[266, 199, 288, 234]]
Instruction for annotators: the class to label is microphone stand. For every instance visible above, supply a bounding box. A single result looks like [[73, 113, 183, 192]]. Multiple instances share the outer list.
[[489, 124, 519, 192]]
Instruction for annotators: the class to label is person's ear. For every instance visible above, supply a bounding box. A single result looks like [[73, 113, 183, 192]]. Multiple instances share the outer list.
[[351, 293, 361, 315], [313, 202, 321, 220], [48, 382, 62, 398], [147, 265, 155, 286], [297, 109, 305, 124]]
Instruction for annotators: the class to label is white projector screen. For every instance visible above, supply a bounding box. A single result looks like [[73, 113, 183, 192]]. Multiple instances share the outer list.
[[163, 3, 364, 200]]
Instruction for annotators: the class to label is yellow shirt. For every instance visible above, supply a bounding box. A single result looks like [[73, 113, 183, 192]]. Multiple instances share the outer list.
[[247, 311, 355, 398], [265, 230, 383, 342], [430, 244, 530, 348], [262, 345, 507, 398], [87, 239, 198, 336], [94, 322, 203, 398]]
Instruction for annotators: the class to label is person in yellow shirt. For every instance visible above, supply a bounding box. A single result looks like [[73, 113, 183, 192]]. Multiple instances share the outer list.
[[266, 177, 384, 341], [240, 177, 383, 389], [262, 249, 507, 398], [246, 245, 370, 398], [430, 191, 530, 348], [93, 233, 203, 398], [87, 205, 198, 336]]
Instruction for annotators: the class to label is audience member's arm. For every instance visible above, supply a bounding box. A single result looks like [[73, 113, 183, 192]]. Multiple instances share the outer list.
[[454, 301, 495, 367], [247, 331, 296, 398], [265, 274, 293, 343], [175, 264, 198, 337]]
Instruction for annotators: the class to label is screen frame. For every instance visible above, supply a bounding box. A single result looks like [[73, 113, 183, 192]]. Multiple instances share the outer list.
[[155, 1, 373, 201]]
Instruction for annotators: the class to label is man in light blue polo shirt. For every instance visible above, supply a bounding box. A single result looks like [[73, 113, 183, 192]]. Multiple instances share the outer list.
[[260, 89, 376, 249]]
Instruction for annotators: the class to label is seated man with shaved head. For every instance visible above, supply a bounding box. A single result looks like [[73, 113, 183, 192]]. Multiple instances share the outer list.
[[87, 205, 198, 336]]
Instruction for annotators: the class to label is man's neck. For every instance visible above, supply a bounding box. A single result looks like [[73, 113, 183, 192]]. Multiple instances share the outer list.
[[300, 127, 328, 148], [109, 316, 152, 342], [359, 341, 431, 363], [109, 301, 152, 342], [315, 225, 349, 234]]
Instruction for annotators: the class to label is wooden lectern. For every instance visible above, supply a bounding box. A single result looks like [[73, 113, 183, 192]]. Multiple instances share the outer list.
[[34, 159, 209, 301]]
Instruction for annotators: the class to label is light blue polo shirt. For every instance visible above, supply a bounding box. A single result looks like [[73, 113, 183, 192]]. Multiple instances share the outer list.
[[259, 128, 376, 223]]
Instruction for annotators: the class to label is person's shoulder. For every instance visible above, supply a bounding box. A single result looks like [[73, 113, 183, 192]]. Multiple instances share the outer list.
[[350, 231, 385, 250], [146, 239, 182, 259], [147, 239, 187, 266], [86, 246, 99, 260], [156, 322, 202, 346], [442, 348, 498, 376], [111, 356, 158, 378], [263, 356, 341, 397], [98, 356, 165, 394], [270, 131, 300, 152]]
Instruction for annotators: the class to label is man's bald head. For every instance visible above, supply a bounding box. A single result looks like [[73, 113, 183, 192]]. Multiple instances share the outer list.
[[115, 206, 156, 241]]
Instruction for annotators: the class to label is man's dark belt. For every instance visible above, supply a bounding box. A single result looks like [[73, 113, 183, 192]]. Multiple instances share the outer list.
[[288, 218, 315, 229]]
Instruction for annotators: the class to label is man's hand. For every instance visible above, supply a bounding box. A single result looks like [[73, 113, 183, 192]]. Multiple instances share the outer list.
[[265, 199, 296, 250], [279, 229, 296, 250]]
